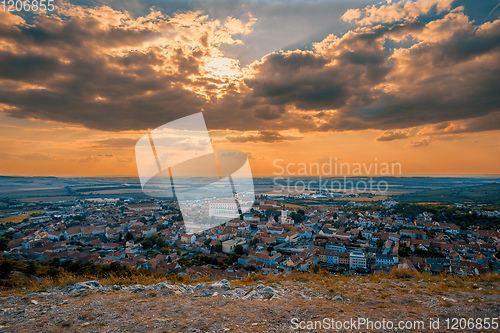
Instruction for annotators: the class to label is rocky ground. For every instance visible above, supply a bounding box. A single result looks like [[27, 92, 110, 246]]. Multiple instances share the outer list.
[[1, 277, 499, 332]]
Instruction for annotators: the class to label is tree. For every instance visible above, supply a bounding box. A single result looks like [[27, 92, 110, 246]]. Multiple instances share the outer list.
[[0, 237, 10, 251], [309, 264, 324, 274], [141, 238, 154, 250], [0, 260, 13, 279], [160, 247, 170, 254], [213, 244, 222, 252], [229, 252, 239, 262], [292, 212, 303, 223], [234, 244, 244, 255], [125, 232, 134, 242], [25, 261, 38, 276], [204, 239, 212, 246], [250, 237, 259, 245]]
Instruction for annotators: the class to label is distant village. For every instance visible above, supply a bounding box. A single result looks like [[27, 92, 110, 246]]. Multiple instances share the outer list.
[[1, 195, 499, 279]]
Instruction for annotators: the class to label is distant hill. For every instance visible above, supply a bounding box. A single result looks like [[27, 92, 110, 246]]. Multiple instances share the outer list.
[[396, 183, 500, 205]]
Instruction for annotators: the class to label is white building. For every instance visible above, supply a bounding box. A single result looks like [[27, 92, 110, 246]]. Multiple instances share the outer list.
[[280, 204, 293, 224], [349, 251, 367, 270], [222, 238, 246, 254], [208, 199, 239, 219]]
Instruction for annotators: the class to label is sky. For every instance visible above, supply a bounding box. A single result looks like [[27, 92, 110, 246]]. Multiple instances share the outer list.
[[0, 0, 499, 177]]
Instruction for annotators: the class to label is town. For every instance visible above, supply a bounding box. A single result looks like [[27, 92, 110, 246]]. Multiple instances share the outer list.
[[1, 195, 499, 280]]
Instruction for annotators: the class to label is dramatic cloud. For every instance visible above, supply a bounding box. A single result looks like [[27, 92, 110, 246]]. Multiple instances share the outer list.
[[0, 0, 499, 142], [376, 130, 412, 141], [0, 7, 254, 131], [243, 8, 500, 134], [341, 0, 454, 26], [226, 130, 302, 143], [90, 138, 139, 148], [408, 137, 430, 147]]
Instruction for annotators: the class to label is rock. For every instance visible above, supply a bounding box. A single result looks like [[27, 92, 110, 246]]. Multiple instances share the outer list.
[[223, 288, 245, 299], [30, 300, 38, 305], [261, 286, 276, 295], [242, 285, 277, 300], [26, 292, 52, 298], [129, 284, 146, 293], [334, 296, 343, 301], [211, 279, 231, 290], [243, 290, 262, 300], [152, 282, 172, 290], [194, 283, 207, 291], [442, 297, 456, 303], [181, 285, 194, 294], [62, 281, 102, 294]]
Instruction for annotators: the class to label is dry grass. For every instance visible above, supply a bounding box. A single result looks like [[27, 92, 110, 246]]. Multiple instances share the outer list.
[[3, 268, 499, 298]]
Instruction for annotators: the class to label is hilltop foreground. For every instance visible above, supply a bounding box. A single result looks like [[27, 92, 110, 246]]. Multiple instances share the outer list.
[[1, 272, 499, 332]]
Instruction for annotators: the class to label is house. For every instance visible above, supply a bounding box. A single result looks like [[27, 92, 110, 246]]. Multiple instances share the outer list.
[[66, 227, 83, 239], [181, 233, 196, 244], [375, 254, 398, 266], [317, 248, 340, 265], [400, 229, 426, 240], [326, 243, 345, 252], [255, 251, 282, 265], [222, 238, 246, 254], [47, 230, 64, 241], [256, 233, 276, 245], [102, 243, 120, 250], [127, 203, 161, 212]]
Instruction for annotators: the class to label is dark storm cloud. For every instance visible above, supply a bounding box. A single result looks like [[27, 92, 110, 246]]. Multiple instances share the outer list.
[[0, 2, 499, 138], [0, 10, 211, 131], [243, 13, 500, 133]]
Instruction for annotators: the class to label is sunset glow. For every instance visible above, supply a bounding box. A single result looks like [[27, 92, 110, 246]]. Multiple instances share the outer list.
[[0, 0, 498, 177]]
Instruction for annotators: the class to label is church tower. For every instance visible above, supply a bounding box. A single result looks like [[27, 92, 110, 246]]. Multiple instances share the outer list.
[[280, 203, 288, 224]]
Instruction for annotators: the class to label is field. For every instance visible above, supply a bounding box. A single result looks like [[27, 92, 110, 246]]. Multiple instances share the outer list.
[[0, 215, 28, 224], [396, 183, 500, 205]]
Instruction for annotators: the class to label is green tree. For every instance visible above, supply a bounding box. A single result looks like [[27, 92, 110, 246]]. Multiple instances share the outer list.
[[0, 260, 13, 279], [0, 237, 10, 251], [125, 232, 134, 242], [141, 238, 154, 250], [213, 244, 222, 252], [234, 244, 244, 255], [25, 261, 38, 276], [309, 264, 324, 274]]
